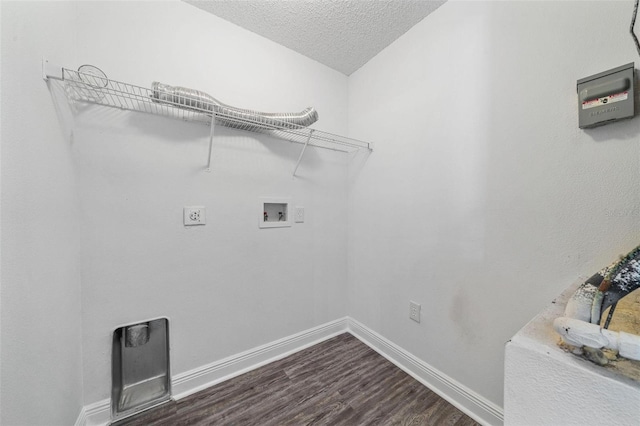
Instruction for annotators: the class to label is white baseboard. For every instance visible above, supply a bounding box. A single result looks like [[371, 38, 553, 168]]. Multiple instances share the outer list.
[[73, 406, 88, 426], [77, 316, 503, 426], [81, 398, 110, 426], [347, 318, 504, 426]]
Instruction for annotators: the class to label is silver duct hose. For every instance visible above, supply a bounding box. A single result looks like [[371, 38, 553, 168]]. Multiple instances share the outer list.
[[151, 82, 318, 131]]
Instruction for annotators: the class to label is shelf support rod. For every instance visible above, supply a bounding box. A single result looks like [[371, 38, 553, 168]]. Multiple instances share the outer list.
[[205, 115, 216, 172], [292, 130, 314, 177]]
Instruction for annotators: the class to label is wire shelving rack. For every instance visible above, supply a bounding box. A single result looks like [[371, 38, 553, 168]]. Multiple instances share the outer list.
[[43, 60, 373, 174]]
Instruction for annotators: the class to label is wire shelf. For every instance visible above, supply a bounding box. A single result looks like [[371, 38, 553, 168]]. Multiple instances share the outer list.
[[61, 68, 372, 154]]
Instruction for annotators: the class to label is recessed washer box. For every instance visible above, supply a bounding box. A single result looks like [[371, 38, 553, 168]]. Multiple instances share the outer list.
[[260, 198, 291, 228], [577, 63, 635, 129]]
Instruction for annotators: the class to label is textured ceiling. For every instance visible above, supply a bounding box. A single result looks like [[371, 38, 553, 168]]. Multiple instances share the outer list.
[[184, 0, 446, 75]]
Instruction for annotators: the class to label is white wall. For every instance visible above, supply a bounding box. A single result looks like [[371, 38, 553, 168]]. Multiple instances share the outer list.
[[348, 0, 640, 409], [70, 1, 350, 405], [1, 2, 84, 425]]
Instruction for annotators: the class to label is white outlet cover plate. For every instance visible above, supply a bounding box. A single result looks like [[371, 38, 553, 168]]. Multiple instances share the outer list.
[[410, 301, 421, 323], [295, 206, 304, 223], [184, 206, 206, 226]]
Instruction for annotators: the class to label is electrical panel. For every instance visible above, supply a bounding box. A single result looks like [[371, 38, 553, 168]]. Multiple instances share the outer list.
[[577, 63, 635, 129]]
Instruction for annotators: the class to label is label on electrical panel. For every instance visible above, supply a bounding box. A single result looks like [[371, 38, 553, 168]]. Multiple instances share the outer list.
[[582, 91, 628, 110]]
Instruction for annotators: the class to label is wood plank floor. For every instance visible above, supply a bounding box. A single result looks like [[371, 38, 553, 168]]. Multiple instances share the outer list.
[[113, 333, 479, 426]]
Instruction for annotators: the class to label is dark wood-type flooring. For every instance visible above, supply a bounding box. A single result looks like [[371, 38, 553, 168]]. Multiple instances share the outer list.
[[113, 333, 480, 426]]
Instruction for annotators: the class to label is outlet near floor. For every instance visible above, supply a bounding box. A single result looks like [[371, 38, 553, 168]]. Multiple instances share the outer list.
[[409, 301, 421, 323]]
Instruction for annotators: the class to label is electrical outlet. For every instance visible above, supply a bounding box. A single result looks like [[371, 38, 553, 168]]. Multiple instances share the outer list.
[[184, 206, 206, 226], [295, 206, 305, 223], [409, 301, 421, 323]]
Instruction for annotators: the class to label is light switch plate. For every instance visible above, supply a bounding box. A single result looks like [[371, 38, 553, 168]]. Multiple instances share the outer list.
[[295, 206, 305, 223], [184, 206, 206, 226]]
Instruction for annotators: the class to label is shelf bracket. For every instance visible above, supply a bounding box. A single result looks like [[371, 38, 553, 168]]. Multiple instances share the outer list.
[[42, 57, 63, 81], [205, 115, 216, 172], [292, 130, 314, 177]]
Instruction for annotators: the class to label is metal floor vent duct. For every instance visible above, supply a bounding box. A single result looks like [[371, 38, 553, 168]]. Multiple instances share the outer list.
[[111, 318, 171, 422]]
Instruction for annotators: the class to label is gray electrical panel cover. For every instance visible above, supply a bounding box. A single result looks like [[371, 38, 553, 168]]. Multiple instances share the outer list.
[[577, 63, 635, 128]]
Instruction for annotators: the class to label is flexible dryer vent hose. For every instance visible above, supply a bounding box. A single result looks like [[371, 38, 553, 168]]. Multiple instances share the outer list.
[[151, 82, 318, 131]]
